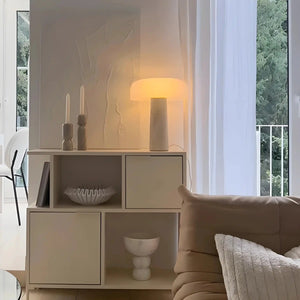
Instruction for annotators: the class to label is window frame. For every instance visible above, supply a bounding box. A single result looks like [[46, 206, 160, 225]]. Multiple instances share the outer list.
[[16, 10, 30, 130], [288, 0, 300, 196], [256, 0, 290, 197]]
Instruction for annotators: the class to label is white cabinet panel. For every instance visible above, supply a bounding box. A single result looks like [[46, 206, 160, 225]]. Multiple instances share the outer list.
[[29, 212, 101, 284], [126, 156, 183, 208]]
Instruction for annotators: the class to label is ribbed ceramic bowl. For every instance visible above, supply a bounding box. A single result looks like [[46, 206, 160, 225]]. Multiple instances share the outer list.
[[64, 186, 116, 206]]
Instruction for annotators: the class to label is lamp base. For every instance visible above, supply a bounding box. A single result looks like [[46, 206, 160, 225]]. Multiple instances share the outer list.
[[150, 98, 168, 151]]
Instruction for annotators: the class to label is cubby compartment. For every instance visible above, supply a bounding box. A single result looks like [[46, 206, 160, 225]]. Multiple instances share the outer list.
[[51, 155, 122, 209], [104, 212, 178, 289]]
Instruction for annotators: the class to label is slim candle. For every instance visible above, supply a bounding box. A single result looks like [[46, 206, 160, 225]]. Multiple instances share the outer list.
[[65, 93, 70, 123], [80, 85, 85, 114]]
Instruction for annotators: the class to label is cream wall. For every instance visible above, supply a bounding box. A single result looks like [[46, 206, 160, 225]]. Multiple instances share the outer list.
[[30, 0, 184, 151]]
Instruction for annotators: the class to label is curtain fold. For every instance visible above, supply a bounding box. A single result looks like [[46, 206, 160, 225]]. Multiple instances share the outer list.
[[182, 0, 257, 195]]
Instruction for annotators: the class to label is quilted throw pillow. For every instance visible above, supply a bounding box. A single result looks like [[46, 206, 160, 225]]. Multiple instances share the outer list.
[[215, 234, 300, 300]]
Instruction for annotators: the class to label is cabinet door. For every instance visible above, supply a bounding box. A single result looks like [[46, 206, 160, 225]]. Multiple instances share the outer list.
[[29, 212, 101, 284], [126, 156, 183, 208]]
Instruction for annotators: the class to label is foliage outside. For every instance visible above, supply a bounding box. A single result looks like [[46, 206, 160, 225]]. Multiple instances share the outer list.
[[17, 11, 30, 128]]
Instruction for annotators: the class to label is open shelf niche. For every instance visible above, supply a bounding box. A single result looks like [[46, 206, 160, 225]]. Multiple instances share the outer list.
[[51, 155, 122, 209], [103, 212, 178, 289]]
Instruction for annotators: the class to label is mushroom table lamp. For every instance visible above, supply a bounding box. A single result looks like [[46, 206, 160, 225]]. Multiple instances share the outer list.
[[130, 78, 187, 151]]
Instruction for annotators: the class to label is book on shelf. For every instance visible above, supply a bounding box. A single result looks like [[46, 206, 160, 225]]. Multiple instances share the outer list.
[[36, 162, 50, 207]]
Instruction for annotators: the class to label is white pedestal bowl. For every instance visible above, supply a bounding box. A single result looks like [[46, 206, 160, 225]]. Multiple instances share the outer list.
[[124, 233, 160, 281]]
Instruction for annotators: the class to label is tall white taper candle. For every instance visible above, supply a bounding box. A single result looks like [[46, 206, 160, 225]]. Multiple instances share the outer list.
[[80, 85, 85, 114], [65, 93, 70, 123]]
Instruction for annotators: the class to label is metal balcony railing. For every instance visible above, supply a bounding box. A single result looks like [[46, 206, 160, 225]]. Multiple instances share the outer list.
[[256, 125, 288, 197]]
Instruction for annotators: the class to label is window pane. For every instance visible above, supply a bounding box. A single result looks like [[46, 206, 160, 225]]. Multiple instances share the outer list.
[[17, 11, 30, 67], [256, 0, 288, 196], [16, 11, 29, 187], [17, 68, 28, 127]]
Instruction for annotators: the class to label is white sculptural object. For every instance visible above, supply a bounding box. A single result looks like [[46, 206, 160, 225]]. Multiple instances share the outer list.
[[124, 233, 160, 280]]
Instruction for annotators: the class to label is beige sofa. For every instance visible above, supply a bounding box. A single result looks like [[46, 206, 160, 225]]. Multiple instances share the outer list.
[[172, 186, 300, 300]]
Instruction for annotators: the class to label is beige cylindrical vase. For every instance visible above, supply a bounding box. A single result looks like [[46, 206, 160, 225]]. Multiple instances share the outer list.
[[150, 98, 168, 151]]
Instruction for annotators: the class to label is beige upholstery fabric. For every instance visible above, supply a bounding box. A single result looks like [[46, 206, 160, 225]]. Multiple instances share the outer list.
[[172, 186, 300, 300]]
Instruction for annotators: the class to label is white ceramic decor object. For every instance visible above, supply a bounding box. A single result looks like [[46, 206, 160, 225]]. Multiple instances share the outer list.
[[64, 186, 115, 205], [124, 233, 160, 281]]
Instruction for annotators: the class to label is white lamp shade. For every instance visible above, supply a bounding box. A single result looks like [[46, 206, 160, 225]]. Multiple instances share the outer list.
[[130, 78, 187, 102]]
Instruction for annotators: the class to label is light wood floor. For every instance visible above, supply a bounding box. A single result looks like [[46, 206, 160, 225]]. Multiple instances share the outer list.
[[1, 203, 172, 299], [22, 289, 172, 299], [0, 202, 27, 271]]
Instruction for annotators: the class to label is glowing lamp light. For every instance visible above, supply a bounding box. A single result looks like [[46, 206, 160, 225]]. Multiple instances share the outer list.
[[130, 78, 187, 151]]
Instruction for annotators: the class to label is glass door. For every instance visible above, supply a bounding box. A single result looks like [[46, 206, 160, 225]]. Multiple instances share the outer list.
[[2, 0, 29, 202], [256, 0, 289, 196], [16, 11, 29, 187]]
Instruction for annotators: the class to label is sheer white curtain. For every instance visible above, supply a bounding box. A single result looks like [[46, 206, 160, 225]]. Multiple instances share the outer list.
[[183, 0, 257, 195]]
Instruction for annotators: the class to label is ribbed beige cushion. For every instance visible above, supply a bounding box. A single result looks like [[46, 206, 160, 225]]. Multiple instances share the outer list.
[[172, 186, 300, 300]]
